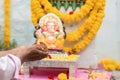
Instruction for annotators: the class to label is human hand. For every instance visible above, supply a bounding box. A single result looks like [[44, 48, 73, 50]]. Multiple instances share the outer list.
[[25, 42, 48, 62], [9, 42, 48, 63]]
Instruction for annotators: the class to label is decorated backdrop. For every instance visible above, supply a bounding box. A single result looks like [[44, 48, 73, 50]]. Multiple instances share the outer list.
[[0, 0, 120, 67]]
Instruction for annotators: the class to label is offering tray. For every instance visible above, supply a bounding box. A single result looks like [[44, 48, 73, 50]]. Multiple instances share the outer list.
[[23, 52, 79, 79]]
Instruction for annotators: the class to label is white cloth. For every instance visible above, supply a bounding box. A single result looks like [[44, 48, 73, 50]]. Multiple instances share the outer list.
[[0, 54, 21, 80]]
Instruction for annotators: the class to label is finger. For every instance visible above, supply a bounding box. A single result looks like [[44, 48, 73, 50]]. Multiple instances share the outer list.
[[35, 44, 48, 52], [28, 51, 48, 58], [37, 49, 48, 54], [26, 49, 48, 61], [28, 54, 47, 60], [27, 53, 48, 61], [38, 42, 48, 49]]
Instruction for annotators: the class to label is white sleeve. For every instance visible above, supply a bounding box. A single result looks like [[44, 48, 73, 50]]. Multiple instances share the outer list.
[[0, 54, 21, 80]]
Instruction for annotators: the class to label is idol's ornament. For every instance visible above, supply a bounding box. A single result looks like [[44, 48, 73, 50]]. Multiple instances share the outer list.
[[34, 13, 66, 51]]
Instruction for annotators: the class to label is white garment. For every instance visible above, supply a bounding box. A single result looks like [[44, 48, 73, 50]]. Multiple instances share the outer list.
[[0, 54, 21, 80]]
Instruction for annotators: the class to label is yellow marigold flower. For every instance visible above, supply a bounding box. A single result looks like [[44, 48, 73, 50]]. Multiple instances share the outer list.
[[58, 73, 67, 80], [116, 64, 120, 70]]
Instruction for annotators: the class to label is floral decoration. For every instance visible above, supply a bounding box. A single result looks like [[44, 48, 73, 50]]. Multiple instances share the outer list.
[[30, 0, 106, 54], [4, 0, 11, 47]]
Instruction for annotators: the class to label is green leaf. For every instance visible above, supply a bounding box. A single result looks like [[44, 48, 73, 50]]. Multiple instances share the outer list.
[[42, 33, 46, 38], [80, 2, 84, 8], [64, 1, 69, 10], [56, 32, 60, 38], [0, 40, 3, 50], [11, 39, 17, 48], [56, 1, 61, 10], [0, 39, 18, 50], [72, 1, 77, 11], [50, 0, 54, 6]]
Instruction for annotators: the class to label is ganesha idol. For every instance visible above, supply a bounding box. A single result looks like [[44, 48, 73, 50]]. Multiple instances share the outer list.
[[34, 13, 66, 51]]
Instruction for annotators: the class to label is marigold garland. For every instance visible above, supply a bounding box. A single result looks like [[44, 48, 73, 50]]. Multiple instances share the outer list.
[[99, 59, 118, 71], [30, 0, 96, 27], [30, 0, 106, 54], [39, 0, 95, 23], [4, 0, 11, 48], [64, 0, 106, 53]]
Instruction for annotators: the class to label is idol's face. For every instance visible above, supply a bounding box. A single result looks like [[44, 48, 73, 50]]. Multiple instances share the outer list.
[[47, 22, 55, 32]]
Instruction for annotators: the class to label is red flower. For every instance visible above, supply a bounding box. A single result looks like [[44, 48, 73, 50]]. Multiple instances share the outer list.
[[69, 11, 74, 15], [48, 74, 54, 80], [68, 51, 73, 55], [48, 54, 52, 59]]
